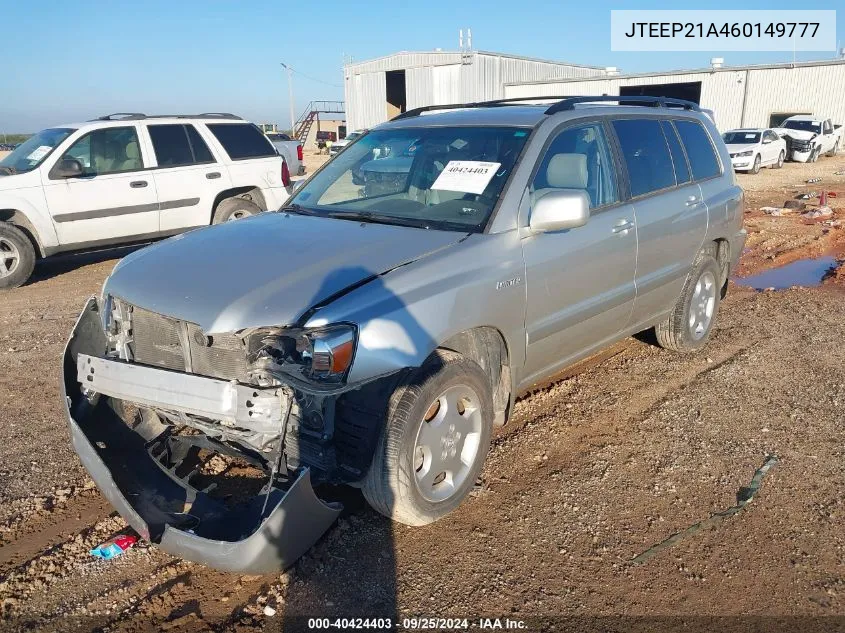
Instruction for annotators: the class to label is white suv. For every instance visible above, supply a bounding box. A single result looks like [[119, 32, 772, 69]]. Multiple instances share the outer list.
[[0, 113, 293, 288]]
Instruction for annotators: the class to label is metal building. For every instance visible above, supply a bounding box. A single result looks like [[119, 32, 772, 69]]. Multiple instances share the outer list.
[[343, 50, 606, 131], [503, 58, 845, 132]]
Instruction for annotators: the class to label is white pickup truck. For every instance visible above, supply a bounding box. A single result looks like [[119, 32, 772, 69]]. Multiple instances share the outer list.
[[266, 133, 305, 175], [0, 113, 292, 289], [775, 115, 843, 163]]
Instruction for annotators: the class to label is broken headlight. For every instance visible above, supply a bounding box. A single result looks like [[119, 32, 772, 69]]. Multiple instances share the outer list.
[[247, 324, 357, 385]]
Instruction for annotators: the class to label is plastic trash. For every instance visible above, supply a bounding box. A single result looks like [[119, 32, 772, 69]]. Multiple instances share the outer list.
[[90, 534, 138, 560], [802, 206, 833, 219], [807, 177, 822, 183]]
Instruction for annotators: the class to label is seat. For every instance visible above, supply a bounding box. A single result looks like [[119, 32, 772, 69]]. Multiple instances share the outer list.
[[114, 141, 141, 172], [531, 153, 591, 207]]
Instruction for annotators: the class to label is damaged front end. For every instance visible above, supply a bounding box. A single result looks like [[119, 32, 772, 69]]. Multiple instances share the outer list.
[[62, 297, 354, 573]]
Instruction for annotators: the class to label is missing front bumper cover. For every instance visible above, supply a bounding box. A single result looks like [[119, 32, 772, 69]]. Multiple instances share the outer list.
[[62, 297, 342, 573]]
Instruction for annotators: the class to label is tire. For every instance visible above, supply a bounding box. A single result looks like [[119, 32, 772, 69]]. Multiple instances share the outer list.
[[827, 141, 840, 158], [774, 150, 785, 169], [0, 222, 36, 290], [654, 244, 721, 353], [362, 350, 493, 526], [751, 154, 761, 174], [810, 147, 820, 163], [211, 197, 262, 224]]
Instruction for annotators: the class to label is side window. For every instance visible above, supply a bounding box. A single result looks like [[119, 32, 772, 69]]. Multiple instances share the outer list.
[[660, 120, 691, 185], [530, 122, 618, 209], [823, 120, 833, 134], [206, 123, 276, 160], [58, 127, 142, 176], [674, 120, 721, 181], [148, 124, 215, 167], [611, 118, 675, 197]]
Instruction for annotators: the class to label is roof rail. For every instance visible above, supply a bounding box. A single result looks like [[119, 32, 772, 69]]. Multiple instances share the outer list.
[[390, 95, 700, 121], [544, 95, 700, 114], [92, 112, 243, 122]]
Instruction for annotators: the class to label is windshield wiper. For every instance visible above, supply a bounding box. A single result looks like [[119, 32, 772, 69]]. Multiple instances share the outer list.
[[324, 210, 435, 229], [0, 166, 16, 175], [278, 203, 322, 216]]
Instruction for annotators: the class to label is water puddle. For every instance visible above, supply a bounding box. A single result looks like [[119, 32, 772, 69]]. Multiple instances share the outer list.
[[733, 256, 838, 290]]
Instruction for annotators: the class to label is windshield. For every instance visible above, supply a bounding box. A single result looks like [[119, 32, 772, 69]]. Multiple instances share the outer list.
[[783, 120, 822, 134], [723, 131, 760, 144], [0, 128, 75, 174], [290, 126, 530, 232], [344, 132, 362, 142]]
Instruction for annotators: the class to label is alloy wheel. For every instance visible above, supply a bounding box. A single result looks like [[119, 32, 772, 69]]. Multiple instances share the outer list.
[[0, 238, 20, 278], [688, 270, 716, 340]]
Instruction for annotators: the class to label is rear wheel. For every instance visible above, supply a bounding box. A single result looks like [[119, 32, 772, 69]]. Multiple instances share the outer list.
[[211, 197, 262, 224], [827, 141, 840, 158], [362, 350, 493, 526], [654, 245, 721, 353], [751, 154, 761, 174], [0, 222, 36, 290]]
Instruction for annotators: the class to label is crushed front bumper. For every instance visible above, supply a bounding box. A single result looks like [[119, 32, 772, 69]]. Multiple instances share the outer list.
[[62, 298, 341, 573]]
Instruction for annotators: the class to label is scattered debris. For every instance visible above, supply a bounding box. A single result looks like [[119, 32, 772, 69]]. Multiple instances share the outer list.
[[263, 605, 277, 617], [783, 200, 806, 211], [89, 534, 138, 560], [631, 455, 779, 565], [834, 170, 845, 175], [802, 206, 833, 219], [822, 219, 843, 228], [797, 191, 818, 200], [807, 177, 822, 183]]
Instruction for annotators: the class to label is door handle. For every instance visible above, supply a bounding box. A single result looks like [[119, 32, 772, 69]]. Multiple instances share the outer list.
[[612, 219, 634, 234], [686, 195, 701, 206], [206, 172, 221, 180], [130, 180, 148, 188]]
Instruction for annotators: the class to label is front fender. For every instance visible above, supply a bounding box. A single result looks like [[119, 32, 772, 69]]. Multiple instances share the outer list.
[[0, 190, 59, 253]]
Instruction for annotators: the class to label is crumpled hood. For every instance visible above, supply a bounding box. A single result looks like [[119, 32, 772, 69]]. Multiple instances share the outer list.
[[772, 127, 817, 141], [105, 212, 467, 332]]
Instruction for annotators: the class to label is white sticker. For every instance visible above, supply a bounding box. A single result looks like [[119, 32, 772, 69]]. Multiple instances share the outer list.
[[26, 145, 52, 162], [744, 133, 758, 140], [431, 161, 501, 195]]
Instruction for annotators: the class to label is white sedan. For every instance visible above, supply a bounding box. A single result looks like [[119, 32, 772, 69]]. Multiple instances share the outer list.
[[722, 128, 787, 174]]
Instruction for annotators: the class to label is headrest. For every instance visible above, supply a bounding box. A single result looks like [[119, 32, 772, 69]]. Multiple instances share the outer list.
[[546, 153, 587, 189], [124, 141, 139, 160]]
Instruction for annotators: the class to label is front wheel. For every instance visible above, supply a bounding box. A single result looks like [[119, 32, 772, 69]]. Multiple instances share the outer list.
[[0, 223, 36, 290], [362, 350, 493, 526], [654, 245, 721, 353], [774, 150, 785, 169], [751, 154, 761, 174]]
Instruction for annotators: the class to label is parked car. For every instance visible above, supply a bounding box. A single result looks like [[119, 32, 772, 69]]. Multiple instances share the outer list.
[[722, 128, 786, 173], [0, 113, 292, 288], [329, 129, 367, 156], [63, 96, 744, 573], [266, 133, 305, 175], [774, 115, 843, 163]]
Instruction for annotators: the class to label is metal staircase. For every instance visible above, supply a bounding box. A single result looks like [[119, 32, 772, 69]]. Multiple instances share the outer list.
[[294, 101, 345, 142]]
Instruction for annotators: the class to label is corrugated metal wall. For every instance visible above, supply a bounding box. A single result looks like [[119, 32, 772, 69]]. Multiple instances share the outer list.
[[503, 63, 845, 132], [345, 51, 604, 130]]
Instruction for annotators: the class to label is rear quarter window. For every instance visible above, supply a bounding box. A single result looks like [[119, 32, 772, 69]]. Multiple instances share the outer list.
[[674, 120, 721, 181], [611, 118, 676, 197], [206, 123, 276, 160]]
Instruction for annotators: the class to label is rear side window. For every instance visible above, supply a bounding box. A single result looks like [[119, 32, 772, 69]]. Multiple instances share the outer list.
[[674, 120, 721, 181], [206, 123, 276, 160], [611, 119, 675, 197], [660, 120, 691, 185], [148, 124, 215, 167]]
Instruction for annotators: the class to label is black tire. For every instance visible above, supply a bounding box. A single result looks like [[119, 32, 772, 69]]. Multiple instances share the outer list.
[[362, 350, 493, 526], [827, 141, 840, 158], [211, 197, 262, 224], [810, 147, 820, 163], [0, 222, 36, 290], [751, 154, 761, 174], [654, 244, 722, 353], [774, 150, 785, 169]]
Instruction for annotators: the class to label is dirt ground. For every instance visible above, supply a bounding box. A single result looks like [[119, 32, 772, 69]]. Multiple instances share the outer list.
[[0, 152, 843, 633]]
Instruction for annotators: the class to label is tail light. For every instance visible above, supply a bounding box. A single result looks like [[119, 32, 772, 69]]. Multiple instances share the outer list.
[[281, 160, 291, 188], [297, 144, 303, 161]]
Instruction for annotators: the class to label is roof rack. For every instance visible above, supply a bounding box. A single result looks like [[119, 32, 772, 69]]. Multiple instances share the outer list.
[[92, 112, 243, 121], [390, 95, 700, 121]]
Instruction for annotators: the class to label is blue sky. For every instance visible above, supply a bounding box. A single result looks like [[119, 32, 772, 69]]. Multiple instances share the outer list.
[[3, 0, 841, 132]]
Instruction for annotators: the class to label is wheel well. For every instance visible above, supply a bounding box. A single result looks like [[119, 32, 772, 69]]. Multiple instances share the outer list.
[[714, 238, 730, 298], [0, 210, 44, 257], [439, 327, 511, 426], [210, 187, 267, 222]]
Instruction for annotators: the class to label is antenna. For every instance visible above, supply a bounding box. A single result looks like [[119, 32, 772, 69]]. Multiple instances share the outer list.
[[459, 29, 463, 51], [467, 28, 472, 50]]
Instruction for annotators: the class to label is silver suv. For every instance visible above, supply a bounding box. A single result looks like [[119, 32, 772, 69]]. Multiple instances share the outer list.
[[63, 97, 745, 573]]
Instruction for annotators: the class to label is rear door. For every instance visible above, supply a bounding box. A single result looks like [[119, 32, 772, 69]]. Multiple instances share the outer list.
[[143, 123, 230, 231], [611, 117, 707, 328], [520, 120, 637, 387], [42, 125, 159, 246]]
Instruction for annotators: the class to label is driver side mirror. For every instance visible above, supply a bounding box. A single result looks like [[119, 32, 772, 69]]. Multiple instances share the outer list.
[[529, 190, 591, 233], [53, 158, 83, 179]]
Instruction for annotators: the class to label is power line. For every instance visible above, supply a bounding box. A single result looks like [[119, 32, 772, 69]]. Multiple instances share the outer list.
[[281, 63, 342, 89]]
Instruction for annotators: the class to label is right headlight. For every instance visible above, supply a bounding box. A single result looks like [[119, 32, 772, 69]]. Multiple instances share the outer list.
[[247, 324, 357, 385]]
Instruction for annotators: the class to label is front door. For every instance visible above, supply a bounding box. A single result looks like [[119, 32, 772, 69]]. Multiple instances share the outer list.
[[42, 125, 159, 246], [520, 121, 637, 389]]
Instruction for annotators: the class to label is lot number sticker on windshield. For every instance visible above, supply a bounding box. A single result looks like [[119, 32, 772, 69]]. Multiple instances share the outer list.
[[432, 161, 501, 195], [26, 146, 52, 162]]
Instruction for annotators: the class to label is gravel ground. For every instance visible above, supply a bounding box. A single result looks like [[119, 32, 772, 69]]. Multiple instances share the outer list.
[[0, 152, 843, 632]]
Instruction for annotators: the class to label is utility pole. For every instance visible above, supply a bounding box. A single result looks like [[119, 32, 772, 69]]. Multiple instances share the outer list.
[[280, 62, 295, 136]]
